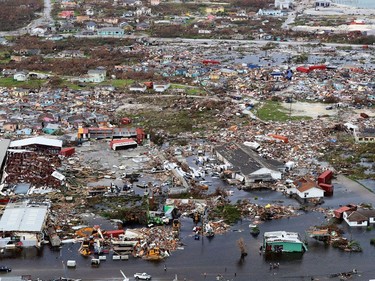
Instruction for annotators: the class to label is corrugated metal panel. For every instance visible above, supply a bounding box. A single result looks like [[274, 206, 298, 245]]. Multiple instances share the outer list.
[[0, 203, 48, 232], [9, 137, 62, 148], [0, 139, 11, 165]]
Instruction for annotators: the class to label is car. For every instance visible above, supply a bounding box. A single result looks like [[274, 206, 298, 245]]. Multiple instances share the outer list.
[[0, 266, 11, 272], [134, 272, 152, 280]]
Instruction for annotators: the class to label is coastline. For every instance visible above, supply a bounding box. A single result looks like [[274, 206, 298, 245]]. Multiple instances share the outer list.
[[304, 3, 375, 16]]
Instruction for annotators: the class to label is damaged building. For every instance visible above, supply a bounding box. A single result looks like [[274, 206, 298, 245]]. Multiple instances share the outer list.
[[2, 137, 63, 190], [215, 142, 285, 186], [0, 202, 49, 248]]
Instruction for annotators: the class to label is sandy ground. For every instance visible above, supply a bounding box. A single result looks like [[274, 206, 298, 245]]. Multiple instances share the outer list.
[[116, 103, 161, 112], [287, 1, 375, 33], [281, 102, 338, 118], [281, 101, 374, 119], [305, 4, 375, 16]]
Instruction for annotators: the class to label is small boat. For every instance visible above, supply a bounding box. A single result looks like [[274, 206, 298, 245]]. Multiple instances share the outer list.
[[249, 224, 260, 237], [205, 223, 215, 238]]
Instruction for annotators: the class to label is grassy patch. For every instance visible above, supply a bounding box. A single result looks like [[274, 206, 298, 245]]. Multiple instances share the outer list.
[[104, 79, 134, 88], [118, 96, 225, 137], [256, 101, 312, 121], [0, 77, 45, 89], [170, 83, 206, 95], [54, 79, 135, 90]]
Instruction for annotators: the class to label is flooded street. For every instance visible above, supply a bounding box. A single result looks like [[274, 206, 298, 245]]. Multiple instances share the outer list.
[[2, 212, 375, 281], [2, 174, 375, 281]]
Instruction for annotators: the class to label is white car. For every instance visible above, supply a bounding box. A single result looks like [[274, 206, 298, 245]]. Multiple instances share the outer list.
[[134, 273, 152, 280]]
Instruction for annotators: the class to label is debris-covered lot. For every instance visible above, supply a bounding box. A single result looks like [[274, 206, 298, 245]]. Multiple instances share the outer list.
[[0, 36, 374, 280]]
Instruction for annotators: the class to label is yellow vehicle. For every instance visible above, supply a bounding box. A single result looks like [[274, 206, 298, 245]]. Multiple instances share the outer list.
[[142, 247, 163, 261], [172, 219, 180, 231]]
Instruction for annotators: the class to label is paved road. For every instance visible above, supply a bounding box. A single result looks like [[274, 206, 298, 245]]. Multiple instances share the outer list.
[[282, 0, 313, 29], [0, 0, 53, 36], [336, 174, 375, 202]]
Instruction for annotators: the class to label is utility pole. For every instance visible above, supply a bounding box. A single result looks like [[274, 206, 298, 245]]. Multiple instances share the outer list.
[[289, 96, 292, 119]]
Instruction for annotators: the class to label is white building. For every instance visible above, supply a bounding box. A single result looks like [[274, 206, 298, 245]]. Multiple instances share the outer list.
[[153, 82, 171, 93], [315, 0, 332, 7], [287, 179, 324, 200], [0, 202, 49, 248], [257, 9, 286, 16], [13, 71, 28, 82], [129, 83, 147, 92], [343, 210, 375, 227], [275, 0, 293, 9]]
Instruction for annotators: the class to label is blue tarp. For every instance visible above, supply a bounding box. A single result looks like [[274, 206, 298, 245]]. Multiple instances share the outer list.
[[248, 64, 261, 69]]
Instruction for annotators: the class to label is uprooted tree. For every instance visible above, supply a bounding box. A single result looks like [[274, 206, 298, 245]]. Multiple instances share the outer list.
[[237, 237, 248, 259]]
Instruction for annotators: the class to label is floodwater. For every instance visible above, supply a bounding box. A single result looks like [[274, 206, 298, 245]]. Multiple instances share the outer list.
[[2, 149, 375, 280], [3, 175, 375, 281], [2, 211, 375, 281]]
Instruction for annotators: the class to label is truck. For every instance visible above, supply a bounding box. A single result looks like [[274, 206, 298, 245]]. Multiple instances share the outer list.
[[134, 272, 152, 280]]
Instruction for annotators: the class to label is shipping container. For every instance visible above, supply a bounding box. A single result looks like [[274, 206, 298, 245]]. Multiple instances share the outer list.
[[309, 65, 327, 71], [60, 147, 75, 157], [318, 183, 334, 195], [110, 139, 137, 150], [334, 204, 357, 219], [202, 60, 220, 65], [318, 170, 333, 184], [296, 66, 310, 73]]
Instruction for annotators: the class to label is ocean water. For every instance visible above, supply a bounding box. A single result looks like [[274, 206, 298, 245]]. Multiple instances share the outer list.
[[333, 0, 375, 9]]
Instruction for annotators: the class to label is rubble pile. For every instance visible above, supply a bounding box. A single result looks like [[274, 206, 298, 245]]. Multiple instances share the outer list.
[[242, 201, 298, 221], [4, 151, 62, 188], [135, 226, 181, 258]]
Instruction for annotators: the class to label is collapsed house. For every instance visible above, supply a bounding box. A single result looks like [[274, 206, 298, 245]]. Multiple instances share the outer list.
[[2, 137, 63, 190]]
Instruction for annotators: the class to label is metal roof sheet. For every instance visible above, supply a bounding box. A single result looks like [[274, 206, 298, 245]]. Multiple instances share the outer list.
[[0, 139, 11, 165], [0, 203, 48, 232], [9, 137, 62, 148]]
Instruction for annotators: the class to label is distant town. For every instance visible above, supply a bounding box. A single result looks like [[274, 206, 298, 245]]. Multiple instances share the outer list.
[[0, 0, 374, 280]]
